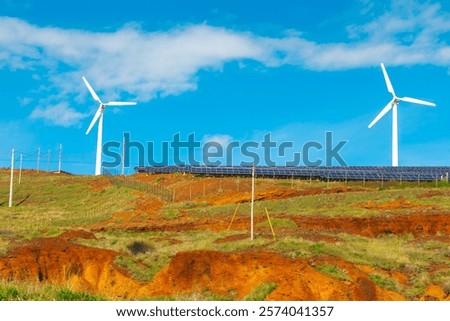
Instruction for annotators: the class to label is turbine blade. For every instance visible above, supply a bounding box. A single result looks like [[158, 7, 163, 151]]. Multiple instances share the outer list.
[[82, 77, 102, 104], [368, 100, 394, 128], [105, 101, 137, 106], [399, 96, 436, 107], [381, 63, 396, 97], [86, 105, 103, 135]]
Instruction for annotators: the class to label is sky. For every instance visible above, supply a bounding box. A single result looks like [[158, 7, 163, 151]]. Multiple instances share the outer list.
[[1, 0, 450, 174]]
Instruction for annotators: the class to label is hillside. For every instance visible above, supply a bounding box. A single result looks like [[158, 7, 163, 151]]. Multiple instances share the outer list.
[[0, 169, 448, 300]]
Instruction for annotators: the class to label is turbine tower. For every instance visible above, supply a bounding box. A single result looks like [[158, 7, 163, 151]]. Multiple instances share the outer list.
[[83, 77, 137, 175], [368, 63, 435, 167]]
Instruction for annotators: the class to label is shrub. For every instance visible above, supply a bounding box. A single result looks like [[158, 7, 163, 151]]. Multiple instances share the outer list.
[[127, 241, 154, 255]]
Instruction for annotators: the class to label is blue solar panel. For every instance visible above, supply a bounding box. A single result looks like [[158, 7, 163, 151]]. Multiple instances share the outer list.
[[134, 165, 450, 182]]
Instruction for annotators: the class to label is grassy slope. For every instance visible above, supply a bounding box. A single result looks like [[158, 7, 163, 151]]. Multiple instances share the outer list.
[[0, 170, 138, 249], [0, 169, 449, 300]]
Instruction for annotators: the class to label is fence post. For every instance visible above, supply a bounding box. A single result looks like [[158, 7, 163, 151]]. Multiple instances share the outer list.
[[9, 148, 14, 208]]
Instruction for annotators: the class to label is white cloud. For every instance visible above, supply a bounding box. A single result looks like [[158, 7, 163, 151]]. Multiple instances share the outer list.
[[202, 134, 233, 147], [1, 0, 450, 126], [29, 102, 88, 127]]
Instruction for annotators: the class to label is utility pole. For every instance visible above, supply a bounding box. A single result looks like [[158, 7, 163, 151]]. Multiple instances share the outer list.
[[37, 147, 40, 172], [47, 149, 51, 172], [9, 149, 14, 208], [58, 144, 62, 173], [19, 154, 23, 184], [250, 163, 255, 240], [121, 134, 125, 176]]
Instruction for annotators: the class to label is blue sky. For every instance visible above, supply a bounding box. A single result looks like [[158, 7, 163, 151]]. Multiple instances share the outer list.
[[1, 0, 450, 174]]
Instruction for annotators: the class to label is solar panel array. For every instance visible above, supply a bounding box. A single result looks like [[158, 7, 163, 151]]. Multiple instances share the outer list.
[[134, 165, 450, 182]]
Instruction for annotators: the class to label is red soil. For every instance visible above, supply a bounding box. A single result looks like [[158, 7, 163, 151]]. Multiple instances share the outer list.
[[357, 198, 436, 210], [0, 236, 409, 300], [420, 284, 450, 301], [146, 250, 404, 300], [287, 213, 450, 238], [58, 230, 97, 240], [0, 237, 141, 299], [85, 177, 113, 192], [93, 206, 449, 238]]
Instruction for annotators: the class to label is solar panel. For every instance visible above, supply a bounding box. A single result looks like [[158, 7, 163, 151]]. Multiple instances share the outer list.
[[134, 165, 450, 182]]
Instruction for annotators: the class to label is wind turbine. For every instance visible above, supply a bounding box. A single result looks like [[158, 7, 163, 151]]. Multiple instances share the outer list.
[[368, 63, 436, 167], [83, 77, 136, 176]]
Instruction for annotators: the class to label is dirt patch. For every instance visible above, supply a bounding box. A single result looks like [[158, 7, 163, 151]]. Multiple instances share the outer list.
[[417, 190, 447, 198], [92, 208, 449, 239], [287, 213, 450, 238], [146, 250, 404, 300], [1, 239, 444, 300], [150, 237, 183, 245], [210, 187, 356, 205], [408, 235, 450, 244], [58, 230, 97, 240], [354, 263, 409, 285], [131, 173, 362, 205], [356, 198, 435, 210], [298, 231, 343, 243], [0, 237, 141, 299], [214, 234, 249, 244], [135, 196, 164, 213], [420, 284, 450, 301], [85, 177, 112, 192]]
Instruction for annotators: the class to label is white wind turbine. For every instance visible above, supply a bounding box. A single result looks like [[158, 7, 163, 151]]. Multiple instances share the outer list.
[[83, 77, 137, 176], [368, 63, 436, 167]]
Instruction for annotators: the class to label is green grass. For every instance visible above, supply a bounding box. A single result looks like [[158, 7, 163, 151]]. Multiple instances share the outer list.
[[185, 187, 447, 220], [431, 269, 450, 296], [244, 282, 277, 301], [369, 274, 401, 292], [270, 237, 317, 259], [257, 218, 297, 228], [0, 173, 138, 241], [149, 290, 235, 301], [115, 256, 155, 283], [315, 264, 351, 281], [0, 281, 104, 301], [323, 234, 449, 271]]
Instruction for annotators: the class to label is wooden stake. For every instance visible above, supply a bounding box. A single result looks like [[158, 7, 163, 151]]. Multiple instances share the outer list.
[[264, 207, 275, 239], [227, 203, 240, 230]]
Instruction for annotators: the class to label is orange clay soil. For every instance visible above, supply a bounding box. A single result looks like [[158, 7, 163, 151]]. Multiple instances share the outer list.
[[93, 204, 449, 238], [285, 212, 450, 238], [0, 235, 142, 299], [127, 173, 362, 204], [356, 198, 437, 210], [144, 250, 406, 300], [0, 234, 422, 300]]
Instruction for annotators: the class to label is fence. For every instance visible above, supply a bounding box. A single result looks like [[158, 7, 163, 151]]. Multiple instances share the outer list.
[[107, 176, 173, 202]]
